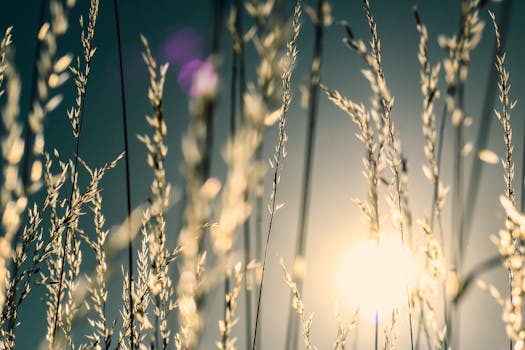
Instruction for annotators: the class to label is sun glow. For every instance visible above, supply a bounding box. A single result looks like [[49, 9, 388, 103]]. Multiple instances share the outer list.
[[336, 235, 419, 322]]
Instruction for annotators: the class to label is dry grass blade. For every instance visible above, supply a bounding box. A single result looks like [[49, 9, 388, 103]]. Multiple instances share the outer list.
[[483, 11, 521, 350], [414, 7, 445, 229], [218, 263, 243, 350], [332, 307, 358, 350], [0, 27, 22, 329], [488, 10, 516, 205], [280, 258, 317, 350], [138, 34, 174, 349]]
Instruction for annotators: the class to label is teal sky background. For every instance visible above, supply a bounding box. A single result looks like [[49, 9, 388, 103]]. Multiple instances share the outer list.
[[2, 0, 525, 348]]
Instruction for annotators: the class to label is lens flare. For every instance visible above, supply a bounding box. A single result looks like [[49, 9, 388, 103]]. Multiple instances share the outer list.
[[336, 235, 418, 322]]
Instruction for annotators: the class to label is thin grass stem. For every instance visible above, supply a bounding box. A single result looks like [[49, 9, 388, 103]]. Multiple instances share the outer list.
[[285, 1, 325, 348], [50, 66, 89, 347], [463, 0, 513, 241], [6, 0, 48, 333], [255, 3, 302, 349], [21, 0, 48, 190], [201, 0, 226, 180], [229, 1, 254, 346], [113, 0, 134, 347], [374, 312, 378, 350]]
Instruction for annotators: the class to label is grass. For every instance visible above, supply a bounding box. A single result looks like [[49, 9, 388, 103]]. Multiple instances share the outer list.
[[0, 0, 524, 349]]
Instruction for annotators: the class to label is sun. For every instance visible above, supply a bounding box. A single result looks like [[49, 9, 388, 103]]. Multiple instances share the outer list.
[[336, 234, 419, 322]]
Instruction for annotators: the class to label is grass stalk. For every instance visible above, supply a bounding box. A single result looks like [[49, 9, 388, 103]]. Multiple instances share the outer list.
[[285, 1, 325, 348], [21, 0, 48, 190], [463, 0, 513, 240], [489, 10, 516, 350], [228, 0, 253, 346], [430, 106, 447, 232], [229, 40, 238, 137], [9, 5, 50, 315], [201, 0, 226, 180], [5, 0, 47, 333], [50, 51, 88, 349], [254, 2, 302, 349], [53, 0, 101, 338], [50, 0, 100, 342], [374, 312, 378, 350], [227, 7, 249, 344], [429, 1, 484, 345], [113, 0, 134, 347]]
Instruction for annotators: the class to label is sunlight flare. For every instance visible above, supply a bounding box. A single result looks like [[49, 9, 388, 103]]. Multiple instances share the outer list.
[[336, 235, 418, 322]]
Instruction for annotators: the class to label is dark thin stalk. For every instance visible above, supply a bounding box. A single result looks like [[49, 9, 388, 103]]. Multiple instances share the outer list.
[[221, 258, 231, 349], [509, 277, 513, 350], [454, 0, 468, 269], [201, 0, 226, 180], [253, 141, 263, 346], [251, 111, 287, 350], [430, 106, 447, 232], [429, 68, 450, 350], [178, 2, 226, 346], [252, 36, 299, 342], [454, 97, 464, 265], [242, 219, 252, 350], [228, 30, 240, 349], [21, 0, 48, 190], [414, 308, 424, 350], [6, 0, 48, 332], [453, 52, 468, 346], [234, 1, 253, 346], [229, 47, 238, 136], [252, 1, 286, 342], [441, 1, 467, 345], [236, 33, 252, 349], [113, 0, 134, 347], [285, 2, 324, 349], [252, 0, 286, 257], [200, 99, 214, 180], [407, 292, 414, 350], [237, 22, 246, 133], [210, 0, 226, 55], [374, 312, 379, 350], [229, 0, 253, 347], [252, 150, 282, 350], [253, 156, 263, 348], [194, 13, 227, 329], [235, 2, 253, 346], [254, 2, 301, 346]]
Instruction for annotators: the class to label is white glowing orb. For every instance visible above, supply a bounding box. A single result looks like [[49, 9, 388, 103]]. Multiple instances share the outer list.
[[336, 235, 418, 322]]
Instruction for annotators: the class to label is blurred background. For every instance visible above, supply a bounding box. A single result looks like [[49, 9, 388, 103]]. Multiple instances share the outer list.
[[2, 0, 525, 348]]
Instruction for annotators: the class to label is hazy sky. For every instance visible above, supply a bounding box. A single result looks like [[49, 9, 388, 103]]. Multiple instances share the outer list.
[[2, 0, 525, 348]]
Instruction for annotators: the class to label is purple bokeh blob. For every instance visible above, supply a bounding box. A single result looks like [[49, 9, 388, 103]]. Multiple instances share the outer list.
[[178, 59, 218, 97], [161, 27, 202, 67], [161, 27, 218, 96]]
